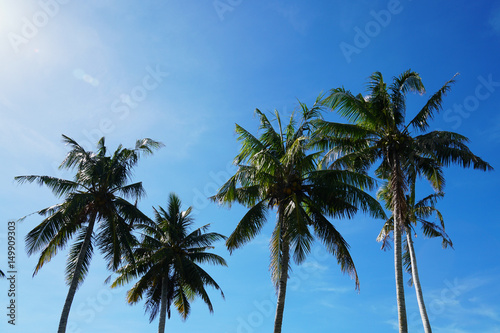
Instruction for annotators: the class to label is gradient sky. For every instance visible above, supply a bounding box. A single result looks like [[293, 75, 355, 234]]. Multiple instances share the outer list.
[[1, 1, 500, 332]]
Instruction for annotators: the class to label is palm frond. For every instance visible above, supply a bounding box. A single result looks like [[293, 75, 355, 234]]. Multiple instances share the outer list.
[[416, 131, 493, 171], [134, 138, 164, 155], [65, 226, 94, 287], [322, 87, 374, 124], [286, 197, 314, 265], [14, 176, 82, 197], [377, 217, 394, 251], [308, 208, 359, 290], [226, 200, 268, 253], [407, 73, 458, 132], [59, 134, 94, 170]]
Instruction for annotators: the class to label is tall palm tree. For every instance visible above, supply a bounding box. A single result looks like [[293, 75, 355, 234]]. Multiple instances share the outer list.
[[112, 193, 226, 333], [317, 70, 492, 333], [377, 175, 452, 333], [15, 135, 162, 333], [211, 103, 385, 333]]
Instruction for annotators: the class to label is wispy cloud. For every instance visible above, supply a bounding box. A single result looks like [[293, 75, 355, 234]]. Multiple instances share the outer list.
[[490, 5, 500, 36], [433, 322, 500, 333], [270, 1, 310, 35], [302, 260, 328, 271], [312, 286, 351, 293], [406, 273, 500, 331], [246, 234, 271, 252], [484, 115, 500, 143], [318, 299, 344, 309], [469, 303, 500, 322], [0, 94, 64, 165]]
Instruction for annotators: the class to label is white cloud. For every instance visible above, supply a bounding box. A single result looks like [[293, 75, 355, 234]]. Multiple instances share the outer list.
[[384, 319, 399, 331], [302, 260, 328, 271], [312, 286, 351, 293]]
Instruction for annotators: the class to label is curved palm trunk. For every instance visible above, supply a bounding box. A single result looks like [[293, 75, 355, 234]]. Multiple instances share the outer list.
[[273, 239, 290, 333], [158, 275, 168, 333], [58, 213, 96, 333], [273, 208, 290, 333], [406, 229, 432, 333], [391, 152, 408, 333]]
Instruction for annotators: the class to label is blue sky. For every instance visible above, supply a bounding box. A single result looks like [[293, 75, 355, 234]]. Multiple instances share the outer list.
[[1, 0, 500, 332]]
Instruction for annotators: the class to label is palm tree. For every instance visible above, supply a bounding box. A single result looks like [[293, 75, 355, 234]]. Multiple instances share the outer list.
[[317, 70, 492, 333], [112, 193, 226, 333], [377, 175, 452, 333], [15, 135, 162, 333], [211, 103, 385, 333]]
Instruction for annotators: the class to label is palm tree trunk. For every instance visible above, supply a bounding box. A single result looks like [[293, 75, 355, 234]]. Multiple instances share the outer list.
[[391, 152, 408, 333], [158, 275, 168, 333], [393, 217, 408, 333], [273, 208, 290, 333], [406, 229, 432, 333], [58, 213, 96, 333], [273, 239, 290, 333]]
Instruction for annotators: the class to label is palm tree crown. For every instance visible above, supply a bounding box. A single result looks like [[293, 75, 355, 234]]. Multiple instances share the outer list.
[[377, 178, 453, 259], [112, 193, 226, 333]]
